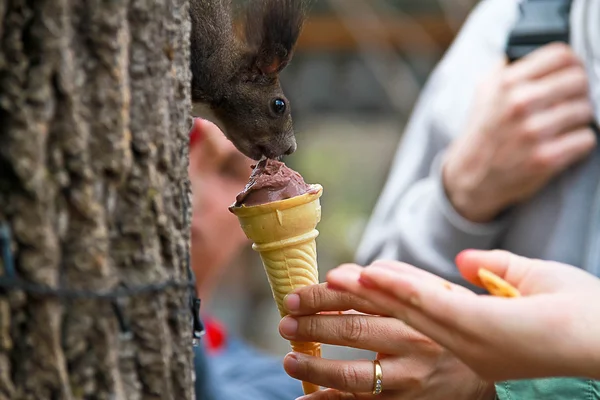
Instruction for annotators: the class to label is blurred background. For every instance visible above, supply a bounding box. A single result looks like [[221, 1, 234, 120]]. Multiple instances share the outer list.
[[208, 0, 481, 357]]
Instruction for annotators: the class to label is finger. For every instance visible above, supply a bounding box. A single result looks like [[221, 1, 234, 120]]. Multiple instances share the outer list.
[[279, 314, 427, 354], [524, 99, 594, 139], [328, 266, 463, 349], [368, 260, 475, 296], [326, 266, 402, 318], [505, 42, 582, 84], [507, 66, 589, 115], [456, 249, 594, 294], [356, 267, 540, 355], [537, 127, 596, 172], [296, 388, 398, 400], [333, 265, 570, 378], [284, 353, 375, 393], [456, 250, 531, 288], [357, 266, 591, 379], [284, 353, 402, 393], [358, 267, 474, 338], [284, 280, 384, 317]]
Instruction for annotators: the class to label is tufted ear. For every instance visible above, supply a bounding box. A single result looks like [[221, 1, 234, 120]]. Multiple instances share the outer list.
[[244, 0, 309, 76]]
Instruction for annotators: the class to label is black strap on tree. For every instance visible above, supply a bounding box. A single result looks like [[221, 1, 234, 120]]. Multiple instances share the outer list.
[[0, 184, 205, 345], [505, 0, 599, 135]]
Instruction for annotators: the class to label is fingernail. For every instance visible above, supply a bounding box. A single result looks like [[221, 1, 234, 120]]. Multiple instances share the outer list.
[[279, 316, 298, 339], [326, 268, 343, 281], [326, 281, 343, 291], [358, 274, 377, 289], [284, 294, 300, 312], [284, 352, 299, 374], [456, 249, 476, 265]]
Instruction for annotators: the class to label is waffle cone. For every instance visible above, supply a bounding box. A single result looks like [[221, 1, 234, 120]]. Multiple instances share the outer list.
[[230, 185, 323, 395]]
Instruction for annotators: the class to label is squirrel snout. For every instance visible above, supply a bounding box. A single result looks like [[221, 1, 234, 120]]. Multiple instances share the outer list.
[[284, 141, 297, 155], [255, 137, 297, 159]]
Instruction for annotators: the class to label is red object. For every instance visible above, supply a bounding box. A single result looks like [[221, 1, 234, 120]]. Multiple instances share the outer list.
[[203, 316, 227, 354], [189, 118, 205, 149]]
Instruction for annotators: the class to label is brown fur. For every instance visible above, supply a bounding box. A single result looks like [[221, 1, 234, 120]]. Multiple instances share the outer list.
[[190, 0, 309, 160]]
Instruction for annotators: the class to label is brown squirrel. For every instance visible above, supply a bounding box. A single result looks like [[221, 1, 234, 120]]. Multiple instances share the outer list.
[[190, 0, 309, 160]]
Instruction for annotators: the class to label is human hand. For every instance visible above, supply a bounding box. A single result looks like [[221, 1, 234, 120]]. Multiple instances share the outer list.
[[326, 251, 600, 382], [278, 282, 495, 400], [443, 43, 596, 222]]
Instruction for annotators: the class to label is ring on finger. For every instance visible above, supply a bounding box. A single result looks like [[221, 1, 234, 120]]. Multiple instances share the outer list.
[[372, 359, 383, 395]]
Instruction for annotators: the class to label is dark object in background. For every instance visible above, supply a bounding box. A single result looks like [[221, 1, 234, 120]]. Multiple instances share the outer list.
[[505, 0, 572, 62], [190, 0, 310, 160], [505, 0, 599, 135]]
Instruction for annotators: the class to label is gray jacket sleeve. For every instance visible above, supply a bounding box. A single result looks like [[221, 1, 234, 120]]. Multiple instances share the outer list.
[[356, 0, 520, 284]]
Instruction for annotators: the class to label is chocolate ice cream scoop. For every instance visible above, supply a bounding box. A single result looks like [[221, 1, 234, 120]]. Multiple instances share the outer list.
[[232, 159, 316, 208]]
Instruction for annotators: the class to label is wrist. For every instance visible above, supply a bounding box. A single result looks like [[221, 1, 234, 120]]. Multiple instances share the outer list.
[[442, 162, 503, 223]]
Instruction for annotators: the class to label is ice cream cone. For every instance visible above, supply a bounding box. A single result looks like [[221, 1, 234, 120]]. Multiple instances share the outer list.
[[230, 184, 323, 395]]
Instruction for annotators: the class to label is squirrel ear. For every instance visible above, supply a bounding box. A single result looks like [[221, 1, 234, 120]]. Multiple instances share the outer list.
[[260, 60, 282, 75], [245, 0, 308, 76], [254, 47, 289, 75]]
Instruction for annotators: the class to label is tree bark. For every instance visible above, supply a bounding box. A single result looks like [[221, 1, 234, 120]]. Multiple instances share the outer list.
[[0, 0, 194, 399]]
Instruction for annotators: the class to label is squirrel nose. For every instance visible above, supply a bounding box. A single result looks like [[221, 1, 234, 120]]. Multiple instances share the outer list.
[[284, 142, 297, 155], [256, 138, 297, 159]]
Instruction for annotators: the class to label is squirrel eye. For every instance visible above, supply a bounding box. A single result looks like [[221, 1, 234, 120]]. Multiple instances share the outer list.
[[272, 98, 286, 115]]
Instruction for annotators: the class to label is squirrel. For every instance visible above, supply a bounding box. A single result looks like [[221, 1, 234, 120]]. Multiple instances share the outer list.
[[190, 0, 309, 160]]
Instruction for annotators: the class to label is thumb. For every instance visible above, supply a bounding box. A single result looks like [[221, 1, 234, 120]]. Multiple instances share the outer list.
[[455, 249, 585, 295], [455, 250, 541, 293]]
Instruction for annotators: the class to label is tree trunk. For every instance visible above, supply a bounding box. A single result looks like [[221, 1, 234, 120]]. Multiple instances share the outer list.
[[0, 0, 194, 399]]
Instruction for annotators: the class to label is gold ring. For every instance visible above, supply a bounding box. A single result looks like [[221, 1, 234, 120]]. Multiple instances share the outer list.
[[372, 359, 383, 395]]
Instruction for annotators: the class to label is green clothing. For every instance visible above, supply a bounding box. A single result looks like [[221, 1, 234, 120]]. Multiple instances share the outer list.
[[496, 378, 600, 399]]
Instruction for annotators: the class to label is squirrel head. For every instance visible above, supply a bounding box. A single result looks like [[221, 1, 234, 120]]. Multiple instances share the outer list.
[[191, 0, 308, 161]]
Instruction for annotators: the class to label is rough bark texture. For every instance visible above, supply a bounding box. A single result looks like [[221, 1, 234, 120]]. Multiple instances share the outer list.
[[0, 0, 194, 399]]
